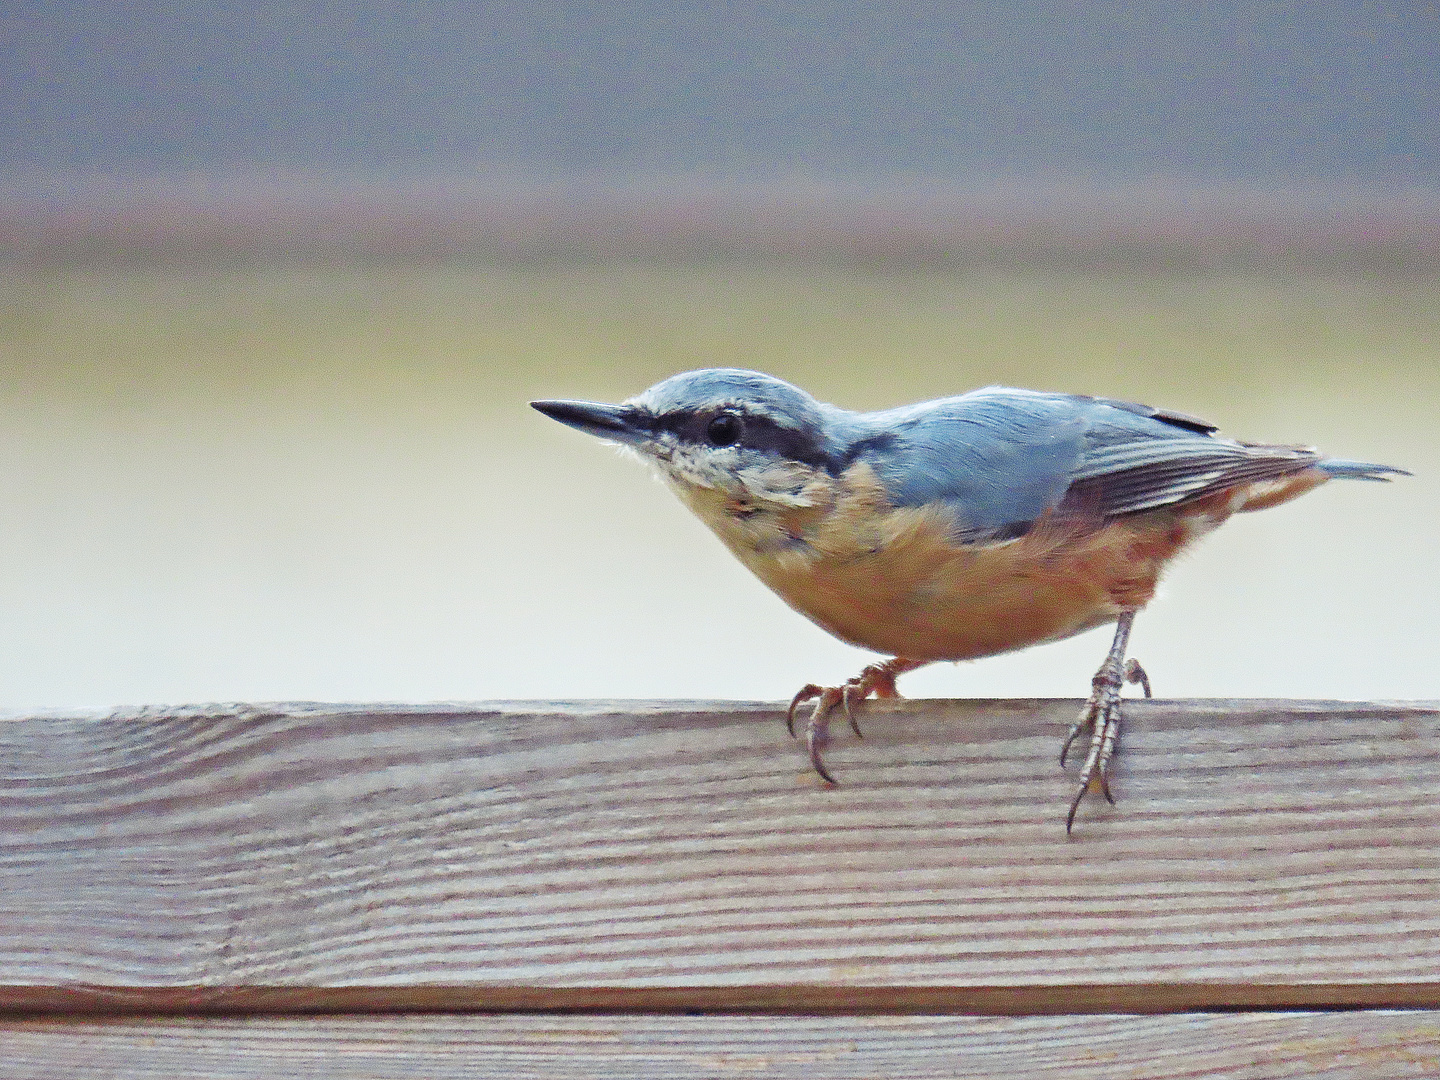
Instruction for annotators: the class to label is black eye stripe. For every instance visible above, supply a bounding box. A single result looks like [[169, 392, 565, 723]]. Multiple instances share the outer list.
[[656, 409, 836, 469]]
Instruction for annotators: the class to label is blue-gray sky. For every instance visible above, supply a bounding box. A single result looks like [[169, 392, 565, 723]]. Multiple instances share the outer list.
[[4, 2, 1439, 180]]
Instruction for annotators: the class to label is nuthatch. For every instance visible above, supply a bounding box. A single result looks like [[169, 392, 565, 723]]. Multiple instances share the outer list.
[[532, 369, 1407, 829]]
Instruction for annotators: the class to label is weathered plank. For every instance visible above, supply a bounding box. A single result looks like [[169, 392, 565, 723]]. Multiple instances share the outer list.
[[0, 700, 1435, 990], [2, 1014, 1438, 1080]]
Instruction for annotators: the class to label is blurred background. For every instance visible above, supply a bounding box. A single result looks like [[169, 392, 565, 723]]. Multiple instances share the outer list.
[[1, 2, 1437, 709]]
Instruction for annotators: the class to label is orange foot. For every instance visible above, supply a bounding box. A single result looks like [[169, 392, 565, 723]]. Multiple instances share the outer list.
[[786, 658, 928, 783]]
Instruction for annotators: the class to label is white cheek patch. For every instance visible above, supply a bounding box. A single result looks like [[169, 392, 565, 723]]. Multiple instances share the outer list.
[[662, 444, 731, 490], [645, 443, 825, 508]]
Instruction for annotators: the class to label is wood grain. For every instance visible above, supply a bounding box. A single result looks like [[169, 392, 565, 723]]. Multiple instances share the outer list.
[[2, 1014, 1438, 1080], [0, 699, 1436, 990]]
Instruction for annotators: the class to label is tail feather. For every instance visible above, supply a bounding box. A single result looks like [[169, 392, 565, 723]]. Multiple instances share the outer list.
[[1318, 458, 1411, 481]]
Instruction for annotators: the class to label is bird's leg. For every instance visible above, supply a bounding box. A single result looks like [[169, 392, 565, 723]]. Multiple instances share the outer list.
[[1061, 611, 1152, 832], [787, 658, 928, 784]]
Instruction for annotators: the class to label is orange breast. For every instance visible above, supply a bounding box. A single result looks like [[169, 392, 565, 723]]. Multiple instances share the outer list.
[[735, 469, 1249, 661], [750, 510, 1202, 660], [681, 462, 1302, 662]]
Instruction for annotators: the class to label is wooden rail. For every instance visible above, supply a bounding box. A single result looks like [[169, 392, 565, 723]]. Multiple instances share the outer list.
[[0, 699, 1436, 1076]]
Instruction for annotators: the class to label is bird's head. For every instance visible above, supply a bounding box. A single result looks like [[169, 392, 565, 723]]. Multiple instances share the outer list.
[[531, 368, 843, 507]]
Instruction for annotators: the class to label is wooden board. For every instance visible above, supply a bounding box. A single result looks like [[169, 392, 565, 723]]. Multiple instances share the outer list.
[[0, 699, 1436, 991], [2, 1014, 1439, 1080]]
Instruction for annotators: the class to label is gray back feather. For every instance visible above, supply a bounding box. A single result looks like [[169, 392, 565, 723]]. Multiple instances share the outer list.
[[850, 387, 1320, 541]]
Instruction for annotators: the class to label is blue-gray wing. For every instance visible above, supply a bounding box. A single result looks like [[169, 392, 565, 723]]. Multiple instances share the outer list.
[[856, 388, 1321, 543]]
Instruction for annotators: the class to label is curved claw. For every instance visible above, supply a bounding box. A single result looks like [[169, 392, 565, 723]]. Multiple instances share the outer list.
[[806, 724, 838, 784], [841, 684, 865, 738], [1065, 782, 1087, 834], [1067, 751, 1119, 833], [1059, 721, 1086, 768], [787, 684, 824, 738], [1125, 658, 1152, 699]]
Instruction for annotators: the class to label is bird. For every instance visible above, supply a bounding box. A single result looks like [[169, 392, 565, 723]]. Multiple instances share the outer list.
[[531, 369, 1407, 830]]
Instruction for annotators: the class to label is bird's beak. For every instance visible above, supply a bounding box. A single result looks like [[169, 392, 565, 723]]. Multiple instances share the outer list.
[[530, 399, 650, 446]]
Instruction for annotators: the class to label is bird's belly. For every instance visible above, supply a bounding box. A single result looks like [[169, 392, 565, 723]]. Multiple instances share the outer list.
[[733, 511, 1196, 662]]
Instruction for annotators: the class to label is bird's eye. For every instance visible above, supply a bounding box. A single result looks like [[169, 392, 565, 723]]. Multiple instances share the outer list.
[[707, 413, 743, 447]]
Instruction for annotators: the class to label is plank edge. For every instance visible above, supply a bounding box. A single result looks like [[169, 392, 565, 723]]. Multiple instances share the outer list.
[[2, 984, 1438, 1017]]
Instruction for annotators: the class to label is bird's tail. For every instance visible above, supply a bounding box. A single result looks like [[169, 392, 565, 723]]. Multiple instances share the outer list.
[[1318, 458, 1411, 482]]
